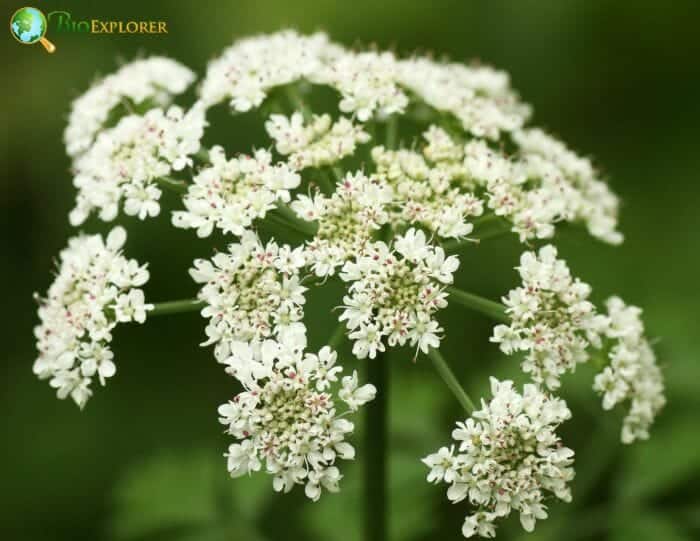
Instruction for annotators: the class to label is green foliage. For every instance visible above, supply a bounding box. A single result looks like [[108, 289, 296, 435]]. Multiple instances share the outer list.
[[110, 449, 271, 541]]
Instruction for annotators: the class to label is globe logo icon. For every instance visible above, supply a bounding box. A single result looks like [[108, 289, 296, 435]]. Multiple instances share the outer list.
[[10, 6, 56, 52]]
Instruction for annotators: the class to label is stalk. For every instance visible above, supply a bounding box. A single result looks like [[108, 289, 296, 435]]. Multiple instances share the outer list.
[[365, 353, 388, 541], [271, 203, 318, 237], [155, 176, 188, 194], [150, 299, 204, 317], [446, 286, 509, 323], [427, 348, 475, 413]]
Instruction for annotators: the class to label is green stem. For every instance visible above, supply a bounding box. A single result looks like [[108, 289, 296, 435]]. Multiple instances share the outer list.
[[328, 323, 346, 350], [447, 286, 509, 323], [316, 169, 335, 195], [385, 115, 398, 149], [155, 176, 188, 194], [331, 166, 345, 182], [149, 299, 204, 317], [194, 147, 211, 164], [427, 348, 475, 413], [442, 219, 512, 252], [285, 85, 312, 121], [271, 203, 318, 237], [365, 353, 388, 541]]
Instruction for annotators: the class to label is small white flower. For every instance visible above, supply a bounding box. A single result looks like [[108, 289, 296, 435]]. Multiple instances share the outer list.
[[115, 289, 154, 324], [339, 370, 377, 411]]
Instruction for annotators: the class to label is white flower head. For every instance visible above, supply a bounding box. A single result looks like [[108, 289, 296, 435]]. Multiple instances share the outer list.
[[291, 170, 393, 277], [200, 31, 338, 110], [69, 103, 207, 225], [372, 127, 483, 240], [513, 129, 623, 245], [218, 345, 375, 500], [314, 49, 408, 121], [32, 227, 153, 408], [490, 245, 607, 389], [172, 146, 301, 237], [266, 113, 370, 170], [423, 378, 574, 538], [338, 228, 459, 358], [65, 56, 196, 158], [593, 297, 665, 443], [190, 232, 308, 362], [397, 57, 530, 139]]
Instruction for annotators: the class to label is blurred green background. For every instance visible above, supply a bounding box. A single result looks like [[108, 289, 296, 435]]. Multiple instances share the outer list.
[[2, 1, 699, 540]]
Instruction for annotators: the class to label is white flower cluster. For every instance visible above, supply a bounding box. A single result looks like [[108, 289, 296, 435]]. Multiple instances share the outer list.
[[218, 345, 375, 500], [200, 31, 338, 110], [199, 31, 623, 246], [172, 146, 300, 237], [490, 245, 607, 389], [423, 378, 574, 538], [339, 229, 459, 359], [317, 50, 408, 121], [64, 56, 196, 158], [291, 170, 393, 277], [492, 248, 665, 442], [513, 129, 623, 245], [39, 29, 664, 532], [464, 135, 622, 244], [70, 104, 207, 225], [189, 231, 307, 361], [397, 58, 531, 140], [265, 113, 370, 170], [593, 297, 665, 443], [372, 126, 484, 239], [201, 30, 407, 121], [33, 227, 152, 408]]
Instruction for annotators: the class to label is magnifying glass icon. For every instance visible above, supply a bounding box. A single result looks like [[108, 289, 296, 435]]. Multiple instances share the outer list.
[[10, 7, 56, 53]]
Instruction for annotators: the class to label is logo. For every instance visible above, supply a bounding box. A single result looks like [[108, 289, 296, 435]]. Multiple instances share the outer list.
[[47, 11, 168, 35], [9, 7, 169, 53], [10, 6, 56, 53]]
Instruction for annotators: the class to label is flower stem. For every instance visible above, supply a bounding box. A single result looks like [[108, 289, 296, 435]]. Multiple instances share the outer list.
[[155, 176, 188, 194], [194, 147, 211, 163], [270, 203, 318, 237], [447, 286, 509, 323], [149, 299, 204, 317], [331, 166, 344, 182], [442, 218, 512, 252], [427, 348, 475, 413], [385, 115, 398, 149], [285, 85, 312, 121], [365, 353, 388, 541], [328, 323, 346, 349]]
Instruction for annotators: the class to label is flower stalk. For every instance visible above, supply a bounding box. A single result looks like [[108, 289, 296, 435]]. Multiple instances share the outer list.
[[150, 299, 204, 317], [365, 353, 389, 541], [155, 176, 188, 194], [427, 348, 475, 413], [447, 286, 508, 323]]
